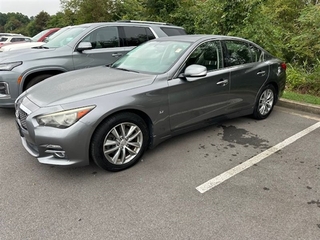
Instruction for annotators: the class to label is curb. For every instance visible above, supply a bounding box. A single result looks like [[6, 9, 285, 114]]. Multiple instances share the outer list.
[[277, 98, 320, 115]]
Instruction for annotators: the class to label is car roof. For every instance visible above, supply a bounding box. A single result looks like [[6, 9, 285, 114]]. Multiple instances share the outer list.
[[72, 21, 185, 29], [152, 34, 252, 43]]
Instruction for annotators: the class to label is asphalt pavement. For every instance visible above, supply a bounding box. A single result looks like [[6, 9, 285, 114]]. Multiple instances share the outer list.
[[1, 100, 319, 240]]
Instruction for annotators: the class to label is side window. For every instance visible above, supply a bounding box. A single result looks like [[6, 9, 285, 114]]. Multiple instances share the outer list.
[[122, 27, 153, 46], [160, 27, 187, 36], [224, 40, 252, 66], [11, 38, 25, 42], [81, 26, 119, 49], [185, 41, 222, 71], [146, 28, 156, 41], [249, 45, 265, 62]]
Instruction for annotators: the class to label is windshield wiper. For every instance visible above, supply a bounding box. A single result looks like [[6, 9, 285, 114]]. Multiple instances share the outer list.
[[115, 67, 140, 73], [32, 46, 49, 49]]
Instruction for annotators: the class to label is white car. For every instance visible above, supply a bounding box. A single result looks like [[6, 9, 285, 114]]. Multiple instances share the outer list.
[[0, 35, 31, 47], [0, 27, 70, 52]]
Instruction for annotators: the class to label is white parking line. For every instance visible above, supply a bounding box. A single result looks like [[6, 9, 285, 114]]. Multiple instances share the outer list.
[[196, 121, 320, 193]]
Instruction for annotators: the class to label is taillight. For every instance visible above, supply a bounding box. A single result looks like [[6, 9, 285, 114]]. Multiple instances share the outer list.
[[280, 62, 287, 70]]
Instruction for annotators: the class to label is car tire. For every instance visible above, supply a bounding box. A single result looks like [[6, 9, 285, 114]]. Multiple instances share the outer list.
[[253, 84, 276, 120], [91, 112, 149, 172], [26, 74, 53, 89]]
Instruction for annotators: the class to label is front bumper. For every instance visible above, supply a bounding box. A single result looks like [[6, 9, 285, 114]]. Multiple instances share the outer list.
[[15, 99, 92, 167], [0, 71, 21, 108]]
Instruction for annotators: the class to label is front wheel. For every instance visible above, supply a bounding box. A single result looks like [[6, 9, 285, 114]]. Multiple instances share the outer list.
[[25, 74, 53, 89], [90, 112, 149, 171], [253, 84, 276, 120]]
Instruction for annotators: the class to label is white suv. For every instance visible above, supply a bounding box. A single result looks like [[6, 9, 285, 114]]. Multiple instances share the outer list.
[[0, 35, 31, 47]]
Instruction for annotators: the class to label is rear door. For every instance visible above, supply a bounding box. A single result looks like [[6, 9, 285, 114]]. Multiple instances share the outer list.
[[222, 40, 270, 112], [72, 26, 127, 69], [119, 26, 156, 53]]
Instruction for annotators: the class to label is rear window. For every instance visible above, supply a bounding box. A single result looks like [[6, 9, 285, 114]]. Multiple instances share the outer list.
[[160, 27, 187, 36], [11, 38, 29, 42], [0, 37, 8, 42], [122, 26, 155, 46]]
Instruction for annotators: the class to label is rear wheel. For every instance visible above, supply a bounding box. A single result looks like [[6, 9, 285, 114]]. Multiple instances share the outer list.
[[253, 84, 276, 120], [25, 74, 53, 89], [91, 112, 149, 171]]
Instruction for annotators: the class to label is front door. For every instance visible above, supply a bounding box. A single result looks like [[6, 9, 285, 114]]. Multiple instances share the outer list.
[[72, 26, 127, 69], [168, 40, 232, 131]]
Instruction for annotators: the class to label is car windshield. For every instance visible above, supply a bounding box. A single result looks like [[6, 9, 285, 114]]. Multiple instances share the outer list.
[[44, 27, 70, 43], [111, 40, 191, 74], [43, 27, 87, 48], [31, 29, 51, 42]]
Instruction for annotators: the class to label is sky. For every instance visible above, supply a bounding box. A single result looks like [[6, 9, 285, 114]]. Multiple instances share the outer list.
[[0, 0, 62, 17]]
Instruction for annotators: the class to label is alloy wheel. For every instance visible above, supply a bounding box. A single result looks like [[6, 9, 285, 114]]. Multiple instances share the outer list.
[[258, 89, 274, 116], [103, 122, 143, 165]]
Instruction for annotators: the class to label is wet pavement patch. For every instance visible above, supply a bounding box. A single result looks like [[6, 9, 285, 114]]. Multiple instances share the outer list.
[[307, 200, 320, 207], [220, 125, 270, 149]]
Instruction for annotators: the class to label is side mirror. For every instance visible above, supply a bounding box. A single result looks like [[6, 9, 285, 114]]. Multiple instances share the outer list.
[[77, 42, 93, 52], [183, 64, 207, 80]]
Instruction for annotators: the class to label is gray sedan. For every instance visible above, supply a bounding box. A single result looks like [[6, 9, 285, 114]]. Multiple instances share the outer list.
[[15, 35, 286, 171]]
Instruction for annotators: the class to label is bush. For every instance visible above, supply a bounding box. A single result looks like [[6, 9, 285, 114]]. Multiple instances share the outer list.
[[287, 61, 320, 97]]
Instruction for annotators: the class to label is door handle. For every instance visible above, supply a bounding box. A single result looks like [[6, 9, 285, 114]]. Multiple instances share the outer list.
[[217, 79, 228, 86], [257, 70, 266, 76], [112, 53, 123, 57]]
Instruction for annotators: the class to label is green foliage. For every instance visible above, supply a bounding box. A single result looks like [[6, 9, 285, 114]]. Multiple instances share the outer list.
[[46, 12, 67, 28], [289, 5, 320, 66], [287, 61, 320, 96], [116, 0, 147, 20], [282, 91, 320, 105], [61, 0, 121, 24], [33, 11, 51, 35]]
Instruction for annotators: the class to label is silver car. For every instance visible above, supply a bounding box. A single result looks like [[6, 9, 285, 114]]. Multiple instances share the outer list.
[[15, 35, 286, 171], [0, 21, 186, 107]]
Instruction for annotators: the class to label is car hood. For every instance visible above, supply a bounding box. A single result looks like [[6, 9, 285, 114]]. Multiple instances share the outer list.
[[1, 42, 45, 52], [0, 47, 56, 62], [26, 66, 156, 107]]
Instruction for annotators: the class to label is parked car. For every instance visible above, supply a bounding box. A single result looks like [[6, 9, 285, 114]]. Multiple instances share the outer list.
[[0, 27, 71, 52], [0, 35, 31, 46], [15, 35, 286, 172], [31, 28, 60, 42], [0, 21, 186, 108]]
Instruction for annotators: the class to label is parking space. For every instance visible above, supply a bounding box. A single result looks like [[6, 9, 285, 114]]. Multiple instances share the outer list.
[[1, 106, 319, 239]]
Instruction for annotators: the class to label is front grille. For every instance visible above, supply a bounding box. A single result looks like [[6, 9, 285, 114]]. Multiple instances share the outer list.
[[18, 108, 28, 129]]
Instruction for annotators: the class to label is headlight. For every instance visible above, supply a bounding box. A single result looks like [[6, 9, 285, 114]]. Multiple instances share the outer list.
[[36, 106, 95, 128], [0, 61, 23, 71]]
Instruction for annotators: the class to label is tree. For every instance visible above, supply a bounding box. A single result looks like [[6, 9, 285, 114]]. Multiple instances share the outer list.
[[0, 13, 9, 32], [34, 11, 51, 33], [61, 0, 121, 24], [47, 12, 68, 28], [289, 4, 320, 66]]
